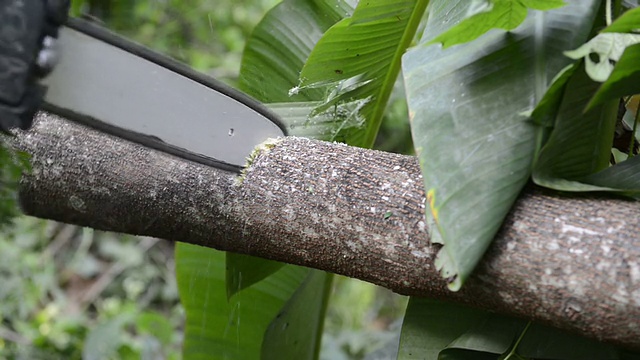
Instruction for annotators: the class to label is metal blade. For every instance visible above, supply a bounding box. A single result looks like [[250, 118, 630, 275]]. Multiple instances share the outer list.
[[41, 19, 286, 172]]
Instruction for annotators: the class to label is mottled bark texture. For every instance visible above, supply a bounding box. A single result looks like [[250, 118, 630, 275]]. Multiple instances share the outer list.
[[13, 112, 640, 350]]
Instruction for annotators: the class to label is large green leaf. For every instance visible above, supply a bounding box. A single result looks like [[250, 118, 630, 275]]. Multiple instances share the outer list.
[[176, 244, 309, 359], [533, 62, 617, 174], [582, 151, 640, 196], [239, 0, 352, 102], [516, 323, 623, 359], [441, 317, 524, 357], [441, 317, 622, 359], [262, 270, 332, 359], [530, 64, 578, 127], [403, 0, 600, 289], [225, 253, 285, 299], [397, 298, 489, 359], [532, 62, 624, 191], [532, 19, 640, 196], [429, 0, 566, 48], [564, 33, 640, 82], [297, 0, 430, 148], [600, 5, 640, 33], [398, 299, 623, 360]]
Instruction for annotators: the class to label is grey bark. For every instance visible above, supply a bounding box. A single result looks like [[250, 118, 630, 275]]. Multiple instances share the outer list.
[[12, 112, 640, 350]]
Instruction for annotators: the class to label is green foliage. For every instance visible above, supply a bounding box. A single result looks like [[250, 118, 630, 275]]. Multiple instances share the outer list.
[[583, 150, 640, 189], [429, 0, 566, 48], [82, 312, 135, 360], [0, 219, 181, 359], [587, 43, 640, 110], [71, 0, 280, 82], [175, 244, 312, 359], [267, 101, 345, 139], [399, 298, 623, 359], [225, 253, 285, 299], [82, 308, 177, 359], [239, 0, 352, 101], [530, 64, 578, 128], [532, 62, 622, 191], [322, 277, 407, 359], [404, 0, 600, 290], [262, 270, 331, 359], [564, 33, 640, 82], [398, 298, 488, 359], [532, 4, 640, 196], [567, 6, 640, 100], [297, 0, 430, 147], [601, 5, 640, 33], [0, 144, 29, 227]]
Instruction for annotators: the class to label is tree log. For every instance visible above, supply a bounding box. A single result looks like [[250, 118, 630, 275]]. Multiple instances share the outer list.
[[13, 112, 640, 350]]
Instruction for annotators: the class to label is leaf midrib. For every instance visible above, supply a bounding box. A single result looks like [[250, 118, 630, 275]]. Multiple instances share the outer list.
[[361, 0, 431, 148]]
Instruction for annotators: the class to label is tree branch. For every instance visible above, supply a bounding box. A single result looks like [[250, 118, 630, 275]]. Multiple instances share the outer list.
[[13, 112, 640, 350]]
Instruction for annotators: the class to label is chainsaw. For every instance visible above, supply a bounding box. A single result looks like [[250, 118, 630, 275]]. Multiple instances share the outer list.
[[0, 1, 286, 173]]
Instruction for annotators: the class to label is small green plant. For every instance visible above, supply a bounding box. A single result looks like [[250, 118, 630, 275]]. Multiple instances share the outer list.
[[0, 218, 182, 359]]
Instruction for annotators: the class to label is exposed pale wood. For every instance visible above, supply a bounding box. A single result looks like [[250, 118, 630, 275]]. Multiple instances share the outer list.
[[13, 112, 640, 350]]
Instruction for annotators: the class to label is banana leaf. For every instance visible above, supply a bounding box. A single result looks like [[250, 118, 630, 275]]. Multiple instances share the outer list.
[[403, 0, 601, 289]]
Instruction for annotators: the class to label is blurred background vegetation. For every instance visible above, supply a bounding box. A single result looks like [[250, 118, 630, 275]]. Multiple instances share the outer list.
[[0, 0, 411, 358]]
